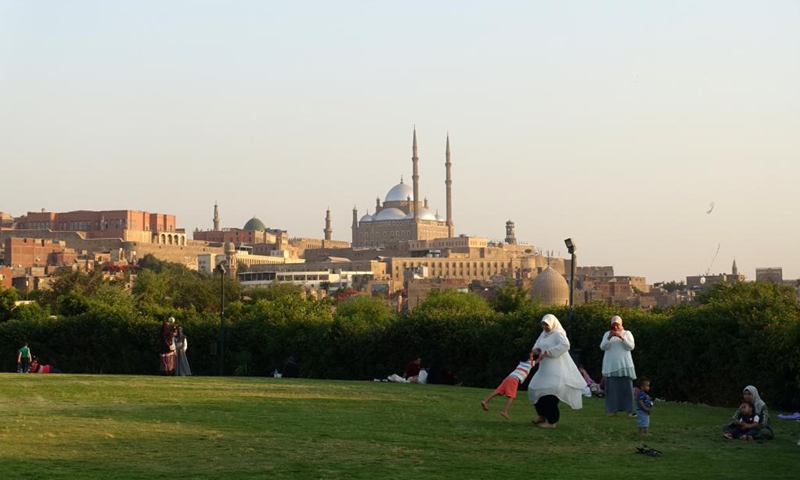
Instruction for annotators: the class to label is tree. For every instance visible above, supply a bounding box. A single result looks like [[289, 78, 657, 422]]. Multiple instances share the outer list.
[[0, 287, 20, 322], [662, 280, 686, 293], [490, 283, 532, 313]]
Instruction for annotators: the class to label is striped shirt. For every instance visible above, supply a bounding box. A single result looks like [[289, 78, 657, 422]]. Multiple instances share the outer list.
[[509, 360, 535, 382]]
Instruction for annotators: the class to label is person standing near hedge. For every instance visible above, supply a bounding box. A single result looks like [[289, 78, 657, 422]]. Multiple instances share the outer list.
[[723, 385, 774, 440], [173, 326, 191, 376], [158, 317, 176, 376], [17, 342, 32, 373], [528, 314, 585, 428], [600, 315, 637, 417]]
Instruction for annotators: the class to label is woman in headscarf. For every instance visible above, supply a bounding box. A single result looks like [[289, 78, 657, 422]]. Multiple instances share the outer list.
[[600, 315, 636, 417], [528, 314, 585, 428], [723, 385, 774, 440], [158, 317, 176, 376], [173, 326, 192, 376]]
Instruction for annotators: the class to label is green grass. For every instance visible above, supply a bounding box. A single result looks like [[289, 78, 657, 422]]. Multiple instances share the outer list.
[[0, 375, 797, 479]]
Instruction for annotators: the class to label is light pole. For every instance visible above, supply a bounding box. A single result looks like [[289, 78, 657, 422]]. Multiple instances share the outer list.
[[216, 263, 226, 376], [564, 238, 576, 321]]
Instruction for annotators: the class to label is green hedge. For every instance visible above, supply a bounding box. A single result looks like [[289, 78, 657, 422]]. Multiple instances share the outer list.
[[2, 284, 798, 409]]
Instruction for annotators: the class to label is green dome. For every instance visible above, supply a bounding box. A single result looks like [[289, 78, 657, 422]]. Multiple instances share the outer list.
[[243, 217, 266, 231]]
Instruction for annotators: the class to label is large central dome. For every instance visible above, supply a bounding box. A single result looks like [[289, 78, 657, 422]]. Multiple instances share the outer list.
[[385, 179, 413, 203]]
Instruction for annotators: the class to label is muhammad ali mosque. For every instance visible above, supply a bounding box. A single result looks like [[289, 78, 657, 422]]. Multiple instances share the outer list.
[[351, 129, 455, 247]]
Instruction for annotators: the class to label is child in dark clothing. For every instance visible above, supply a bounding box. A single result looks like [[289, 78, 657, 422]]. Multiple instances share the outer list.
[[636, 377, 652, 435], [724, 401, 760, 441]]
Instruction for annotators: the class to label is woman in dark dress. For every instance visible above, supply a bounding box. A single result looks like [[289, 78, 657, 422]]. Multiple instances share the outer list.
[[158, 317, 176, 376]]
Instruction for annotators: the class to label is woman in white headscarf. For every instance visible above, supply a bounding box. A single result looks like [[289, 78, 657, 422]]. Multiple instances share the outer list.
[[723, 385, 774, 440], [600, 315, 636, 416], [528, 314, 585, 428]]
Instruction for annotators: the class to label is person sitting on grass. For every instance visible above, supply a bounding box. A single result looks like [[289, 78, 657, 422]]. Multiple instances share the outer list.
[[722, 385, 774, 440], [724, 400, 759, 441], [636, 377, 652, 435], [481, 351, 536, 419]]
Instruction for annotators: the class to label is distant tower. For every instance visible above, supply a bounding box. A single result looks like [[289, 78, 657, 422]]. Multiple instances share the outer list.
[[412, 127, 419, 219], [505, 220, 517, 245], [445, 134, 454, 237], [213, 202, 220, 231], [732, 258, 738, 276], [324, 208, 332, 241], [224, 242, 237, 279], [351, 206, 358, 245]]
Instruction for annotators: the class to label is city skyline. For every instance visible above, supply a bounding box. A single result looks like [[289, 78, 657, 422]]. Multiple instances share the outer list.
[[2, 1, 798, 283]]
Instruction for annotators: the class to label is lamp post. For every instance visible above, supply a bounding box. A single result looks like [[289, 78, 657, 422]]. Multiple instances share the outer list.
[[216, 263, 226, 376], [564, 238, 576, 321]]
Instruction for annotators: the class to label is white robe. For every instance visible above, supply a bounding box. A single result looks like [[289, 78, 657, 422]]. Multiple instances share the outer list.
[[528, 328, 585, 409]]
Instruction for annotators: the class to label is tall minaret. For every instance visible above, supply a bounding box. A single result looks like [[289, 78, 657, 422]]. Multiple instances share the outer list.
[[412, 127, 419, 219], [213, 202, 220, 231], [505, 220, 517, 245], [324, 207, 332, 241], [351, 206, 358, 246], [445, 133, 454, 237], [732, 258, 738, 276]]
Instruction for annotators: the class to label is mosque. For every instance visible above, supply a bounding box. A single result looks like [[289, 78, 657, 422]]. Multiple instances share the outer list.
[[351, 129, 454, 247]]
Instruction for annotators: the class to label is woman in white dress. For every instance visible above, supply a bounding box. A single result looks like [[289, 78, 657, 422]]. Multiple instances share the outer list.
[[528, 314, 585, 428]]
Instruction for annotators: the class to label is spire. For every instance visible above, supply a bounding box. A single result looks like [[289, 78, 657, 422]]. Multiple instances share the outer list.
[[324, 208, 332, 241], [412, 127, 420, 220], [213, 201, 220, 231], [445, 133, 454, 237], [732, 258, 738, 276]]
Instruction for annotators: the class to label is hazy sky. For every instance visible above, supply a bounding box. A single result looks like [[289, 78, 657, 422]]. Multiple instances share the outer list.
[[2, 1, 798, 283]]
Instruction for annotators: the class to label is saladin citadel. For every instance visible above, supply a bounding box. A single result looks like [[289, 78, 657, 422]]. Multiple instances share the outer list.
[[1, 129, 662, 310]]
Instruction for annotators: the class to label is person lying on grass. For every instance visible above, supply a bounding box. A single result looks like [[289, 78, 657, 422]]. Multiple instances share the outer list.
[[482, 351, 536, 419]]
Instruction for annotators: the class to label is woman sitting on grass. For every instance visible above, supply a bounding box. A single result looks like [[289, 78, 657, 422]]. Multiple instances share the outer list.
[[723, 385, 774, 440]]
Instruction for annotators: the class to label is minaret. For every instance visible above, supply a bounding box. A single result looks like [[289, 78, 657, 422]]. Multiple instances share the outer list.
[[445, 133, 454, 237], [505, 220, 517, 245], [213, 202, 220, 231], [324, 208, 332, 241], [732, 258, 738, 276], [351, 206, 358, 246], [412, 127, 419, 219]]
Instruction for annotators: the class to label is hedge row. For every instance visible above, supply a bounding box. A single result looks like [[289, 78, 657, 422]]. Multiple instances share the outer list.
[[2, 288, 798, 409]]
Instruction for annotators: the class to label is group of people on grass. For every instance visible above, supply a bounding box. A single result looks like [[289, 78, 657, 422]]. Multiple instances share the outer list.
[[481, 313, 774, 440], [16, 342, 62, 374], [158, 317, 191, 376]]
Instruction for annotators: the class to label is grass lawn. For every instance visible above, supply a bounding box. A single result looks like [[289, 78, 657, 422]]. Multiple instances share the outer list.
[[0, 374, 797, 479]]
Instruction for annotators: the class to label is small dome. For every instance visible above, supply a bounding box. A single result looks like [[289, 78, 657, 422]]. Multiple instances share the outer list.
[[243, 217, 266, 231], [360, 213, 374, 223], [435, 211, 445, 221], [530, 267, 569, 306], [224, 242, 236, 254], [417, 207, 437, 221], [385, 180, 413, 203], [375, 207, 407, 221]]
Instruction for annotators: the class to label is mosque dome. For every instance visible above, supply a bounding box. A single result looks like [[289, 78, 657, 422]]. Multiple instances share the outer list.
[[530, 267, 569, 306], [435, 211, 445, 221], [360, 213, 374, 223], [385, 180, 413, 203], [375, 207, 407, 221], [224, 242, 236, 254], [417, 207, 437, 221], [243, 216, 266, 231]]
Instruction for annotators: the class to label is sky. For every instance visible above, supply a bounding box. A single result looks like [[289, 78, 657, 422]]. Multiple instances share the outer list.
[[2, 1, 799, 283]]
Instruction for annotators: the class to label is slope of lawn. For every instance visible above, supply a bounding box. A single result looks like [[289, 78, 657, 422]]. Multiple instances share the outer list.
[[0, 374, 797, 479]]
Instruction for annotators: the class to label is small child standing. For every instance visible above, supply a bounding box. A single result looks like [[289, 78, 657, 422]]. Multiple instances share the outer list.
[[724, 401, 760, 441], [636, 377, 653, 435], [481, 351, 536, 419]]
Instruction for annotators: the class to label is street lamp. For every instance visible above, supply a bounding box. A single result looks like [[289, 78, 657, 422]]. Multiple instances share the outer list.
[[216, 263, 226, 376], [564, 238, 576, 321]]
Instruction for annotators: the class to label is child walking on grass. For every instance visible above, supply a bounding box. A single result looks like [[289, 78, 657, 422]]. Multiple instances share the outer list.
[[481, 351, 536, 419], [637, 377, 652, 435]]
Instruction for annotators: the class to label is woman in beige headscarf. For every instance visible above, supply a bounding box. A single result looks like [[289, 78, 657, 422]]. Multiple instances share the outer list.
[[528, 314, 585, 428]]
